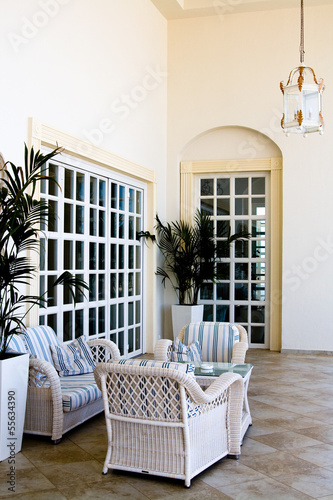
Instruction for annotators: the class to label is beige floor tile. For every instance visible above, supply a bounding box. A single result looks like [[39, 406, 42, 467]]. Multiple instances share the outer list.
[[274, 468, 333, 498], [291, 443, 333, 467], [199, 459, 267, 488], [259, 414, 326, 431], [245, 418, 285, 437], [0, 467, 56, 498], [22, 438, 94, 467], [241, 450, 319, 477], [38, 460, 106, 490], [126, 473, 233, 499], [58, 478, 152, 500], [218, 477, 313, 500], [298, 424, 333, 445], [5, 491, 67, 500], [251, 430, 323, 451], [237, 437, 277, 457], [4, 349, 333, 499]]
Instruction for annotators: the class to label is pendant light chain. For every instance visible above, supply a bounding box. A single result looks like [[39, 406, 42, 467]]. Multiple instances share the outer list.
[[299, 0, 305, 64]]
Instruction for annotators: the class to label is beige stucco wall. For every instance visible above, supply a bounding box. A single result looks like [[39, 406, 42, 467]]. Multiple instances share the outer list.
[[167, 6, 333, 351], [0, 0, 168, 348]]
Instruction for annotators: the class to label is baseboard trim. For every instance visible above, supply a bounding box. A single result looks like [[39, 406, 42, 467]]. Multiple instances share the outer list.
[[281, 349, 333, 356]]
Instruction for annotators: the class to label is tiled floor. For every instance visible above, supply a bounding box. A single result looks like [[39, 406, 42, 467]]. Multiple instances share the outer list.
[[1, 349, 333, 499]]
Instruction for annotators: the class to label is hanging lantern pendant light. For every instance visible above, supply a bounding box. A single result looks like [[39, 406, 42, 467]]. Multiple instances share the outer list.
[[280, 0, 325, 136]]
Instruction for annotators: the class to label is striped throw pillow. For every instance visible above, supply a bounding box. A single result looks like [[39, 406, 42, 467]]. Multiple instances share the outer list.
[[50, 336, 96, 377], [171, 338, 202, 363]]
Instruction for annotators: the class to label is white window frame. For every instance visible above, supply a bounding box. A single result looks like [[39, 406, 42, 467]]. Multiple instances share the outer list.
[[27, 117, 157, 354]]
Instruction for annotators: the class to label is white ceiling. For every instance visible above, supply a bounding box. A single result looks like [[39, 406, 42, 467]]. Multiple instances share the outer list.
[[150, 0, 333, 19]]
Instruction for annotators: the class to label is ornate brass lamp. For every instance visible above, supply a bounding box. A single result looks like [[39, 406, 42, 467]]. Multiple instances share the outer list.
[[280, 0, 324, 136]]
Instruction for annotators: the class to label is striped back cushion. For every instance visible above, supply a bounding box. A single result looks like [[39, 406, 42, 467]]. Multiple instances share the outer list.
[[7, 334, 28, 354], [50, 336, 96, 377], [183, 322, 239, 363], [171, 338, 202, 363], [23, 326, 60, 366], [115, 358, 195, 378]]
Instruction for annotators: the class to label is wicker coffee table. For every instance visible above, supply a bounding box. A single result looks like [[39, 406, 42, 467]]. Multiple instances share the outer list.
[[189, 362, 253, 442]]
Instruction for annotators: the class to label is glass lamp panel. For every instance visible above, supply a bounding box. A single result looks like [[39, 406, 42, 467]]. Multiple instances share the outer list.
[[303, 89, 320, 122], [285, 87, 300, 124]]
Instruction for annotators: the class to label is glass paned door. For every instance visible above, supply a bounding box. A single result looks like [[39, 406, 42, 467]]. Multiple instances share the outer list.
[[198, 173, 269, 348], [39, 157, 145, 357]]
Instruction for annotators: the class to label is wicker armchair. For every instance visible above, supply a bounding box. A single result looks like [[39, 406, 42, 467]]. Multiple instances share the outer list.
[[94, 359, 244, 487], [155, 322, 249, 364], [8, 327, 120, 443]]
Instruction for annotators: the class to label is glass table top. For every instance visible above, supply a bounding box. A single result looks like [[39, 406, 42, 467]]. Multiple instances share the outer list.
[[186, 362, 253, 378]]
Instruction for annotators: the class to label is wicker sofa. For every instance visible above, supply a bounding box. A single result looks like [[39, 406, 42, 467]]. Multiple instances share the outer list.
[[7, 326, 120, 443], [154, 321, 249, 364], [94, 358, 244, 487]]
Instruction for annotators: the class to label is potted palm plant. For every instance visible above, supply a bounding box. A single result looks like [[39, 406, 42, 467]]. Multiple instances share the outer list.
[[0, 145, 87, 461], [140, 210, 250, 337]]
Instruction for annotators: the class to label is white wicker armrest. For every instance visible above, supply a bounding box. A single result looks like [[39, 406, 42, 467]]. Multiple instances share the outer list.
[[231, 325, 249, 364], [231, 342, 248, 364], [186, 372, 244, 457], [28, 358, 63, 442], [87, 338, 121, 362], [154, 339, 173, 361]]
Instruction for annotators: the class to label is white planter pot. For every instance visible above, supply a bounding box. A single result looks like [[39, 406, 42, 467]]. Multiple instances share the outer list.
[[0, 352, 29, 462], [171, 304, 204, 340]]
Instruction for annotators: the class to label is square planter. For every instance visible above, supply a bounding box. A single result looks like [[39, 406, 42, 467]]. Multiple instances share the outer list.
[[0, 352, 29, 462], [172, 304, 204, 340]]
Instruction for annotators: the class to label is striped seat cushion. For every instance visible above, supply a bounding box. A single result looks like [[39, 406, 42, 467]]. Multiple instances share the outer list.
[[23, 326, 60, 366], [183, 322, 239, 363], [115, 358, 195, 378], [60, 373, 101, 412]]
